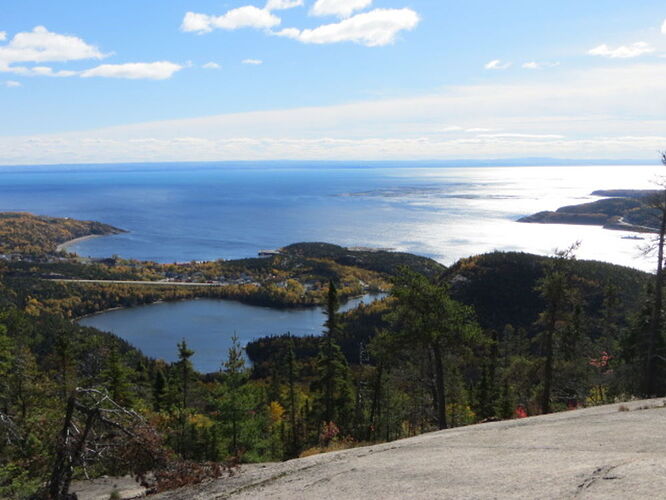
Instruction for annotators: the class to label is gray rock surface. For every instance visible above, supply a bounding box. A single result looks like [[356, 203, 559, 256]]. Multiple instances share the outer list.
[[153, 399, 666, 499]]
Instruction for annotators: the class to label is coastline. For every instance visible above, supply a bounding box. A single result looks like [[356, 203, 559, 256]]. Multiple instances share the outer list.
[[56, 233, 108, 252]]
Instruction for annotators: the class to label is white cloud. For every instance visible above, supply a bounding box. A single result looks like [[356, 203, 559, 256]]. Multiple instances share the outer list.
[[0, 26, 180, 81], [522, 61, 560, 70], [11, 66, 78, 77], [3, 80, 20, 87], [311, 0, 372, 18], [181, 7, 281, 34], [3, 62, 666, 164], [0, 32, 6, 42], [588, 42, 654, 58], [80, 62, 183, 80], [477, 133, 565, 139], [0, 26, 107, 74], [242, 59, 263, 65], [202, 62, 221, 69], [275, 8, 419, 47], [265, 0, 303, 11], [485, 59, 511, 70], [662, 19, 666, 35]]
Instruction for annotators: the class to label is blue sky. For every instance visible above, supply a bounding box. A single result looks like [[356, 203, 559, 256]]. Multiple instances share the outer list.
[[1, 0, 665, 164]]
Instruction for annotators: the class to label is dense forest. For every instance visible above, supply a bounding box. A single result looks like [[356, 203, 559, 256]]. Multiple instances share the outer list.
[[0, 213, 123, 255], [1, 192, 666, 497]]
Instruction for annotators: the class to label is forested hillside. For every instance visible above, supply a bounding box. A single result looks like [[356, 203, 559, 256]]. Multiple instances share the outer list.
[[0, 246, 661, 499]]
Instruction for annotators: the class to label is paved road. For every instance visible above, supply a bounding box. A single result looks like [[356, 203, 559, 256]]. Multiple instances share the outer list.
[[153, 398, 666, 500], [49, 279, 225, 287]]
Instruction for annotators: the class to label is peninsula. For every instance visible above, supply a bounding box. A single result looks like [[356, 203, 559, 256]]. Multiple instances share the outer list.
[[517, 189, 660, 233], [0, 212, 124, 256]]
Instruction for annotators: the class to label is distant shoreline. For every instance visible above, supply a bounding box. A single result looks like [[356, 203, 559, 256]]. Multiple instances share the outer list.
[[56, 234, 107, 252]]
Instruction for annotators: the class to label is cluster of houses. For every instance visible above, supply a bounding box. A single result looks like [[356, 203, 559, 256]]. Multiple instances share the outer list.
[[0, 253, 72, 264]]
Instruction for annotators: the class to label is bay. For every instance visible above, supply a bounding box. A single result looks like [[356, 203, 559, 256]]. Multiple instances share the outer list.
[[0, 162, 658, 271]]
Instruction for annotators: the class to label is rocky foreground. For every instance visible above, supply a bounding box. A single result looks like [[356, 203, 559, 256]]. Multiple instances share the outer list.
[[142, 399, 666, 500]]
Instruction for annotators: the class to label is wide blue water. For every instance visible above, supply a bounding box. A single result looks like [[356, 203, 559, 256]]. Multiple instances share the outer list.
[[3, 162, 660, 368], [0, 162, 659, 269], [79, 294, 385, 373]]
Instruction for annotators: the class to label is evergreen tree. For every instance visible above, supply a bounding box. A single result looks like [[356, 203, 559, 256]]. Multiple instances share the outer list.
[[536, 244, 578, 414], [101, 347, 133, 406], [285, 336, 300, 458], [54, 327, 77, 400], [643, 153, 666, 396], [152, 365, 167, 412], [311, 335, 354, 432], [176, 339, 194, 409], [222, 333, 247, 457], [386, 268, 484, 429]]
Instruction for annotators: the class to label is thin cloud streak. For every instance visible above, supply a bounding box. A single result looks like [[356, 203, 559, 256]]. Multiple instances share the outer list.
[[1, 62, 665, 164]]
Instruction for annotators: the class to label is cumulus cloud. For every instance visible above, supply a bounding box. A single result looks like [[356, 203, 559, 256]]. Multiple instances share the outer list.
[[484, 59, 511, 70], [80, 62, 183, 80], [265, 0, 303, 11], [242, 59, 263, 65], [0, 32, 6, 42], [522, 61, 560, 69], [310, 0, 373, 18], [662, 19, 666, 35], [275, 8, 419, 46], [0, 26, 107, 72], [181, 7, 281, 34], [3, 80, 20, 87], [202, 61, 221, 69], [588, 42, 654, 58], [0, 27, 181, 80]]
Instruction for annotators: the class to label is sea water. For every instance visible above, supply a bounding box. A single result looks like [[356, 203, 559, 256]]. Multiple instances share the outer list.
[[0, 162, 660, 271], [3, 162, 660, 369]]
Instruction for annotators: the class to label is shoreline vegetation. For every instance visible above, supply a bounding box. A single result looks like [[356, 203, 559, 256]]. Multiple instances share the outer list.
[[0, 211, 124, 255]]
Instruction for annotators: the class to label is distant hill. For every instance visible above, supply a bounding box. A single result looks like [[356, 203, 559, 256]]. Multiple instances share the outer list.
[[518, 189, 660, 233], [280, 242, 445, 277], [444, 251, 649, 333]]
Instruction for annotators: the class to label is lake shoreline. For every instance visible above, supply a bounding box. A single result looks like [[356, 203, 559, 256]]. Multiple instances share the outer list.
[[74, 293, 387, 323]]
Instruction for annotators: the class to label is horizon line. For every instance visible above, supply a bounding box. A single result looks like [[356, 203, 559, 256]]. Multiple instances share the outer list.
[[0, 158, 660, 169]]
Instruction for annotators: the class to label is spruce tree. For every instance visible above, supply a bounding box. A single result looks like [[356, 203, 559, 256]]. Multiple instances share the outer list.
[[223, 333, 246, 457], [176, 339, 194, 409], [311, 281, 354, 431]]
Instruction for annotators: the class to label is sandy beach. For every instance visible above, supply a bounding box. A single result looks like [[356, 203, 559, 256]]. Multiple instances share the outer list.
[[56, 233, 107, 253]]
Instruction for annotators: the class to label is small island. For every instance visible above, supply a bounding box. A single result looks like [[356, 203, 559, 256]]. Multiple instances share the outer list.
[[517, 189, 660, 233]]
